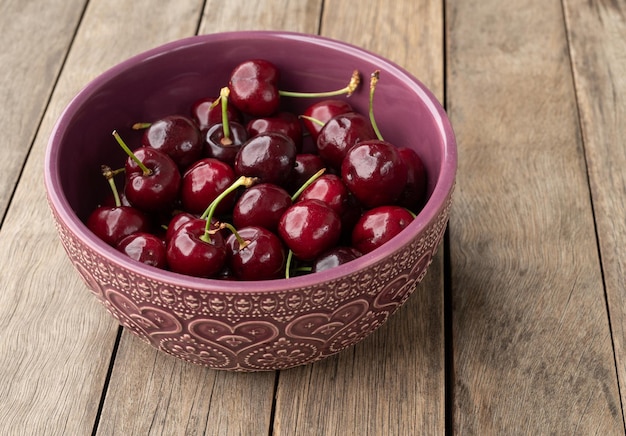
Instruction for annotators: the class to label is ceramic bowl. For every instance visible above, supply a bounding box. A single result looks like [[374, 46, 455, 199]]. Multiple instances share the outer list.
[[44, 31, 456, 371]]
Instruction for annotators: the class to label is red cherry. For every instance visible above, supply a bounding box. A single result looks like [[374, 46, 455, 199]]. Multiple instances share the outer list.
[[298, 173, 349, 217], [117, 232, 167, 269], [141, 115, 203, 170], [396, 147, 427, 211], [191, 96, 242, 131], [351, 205, 414, 254], [86, 205, 151, 247], [234, 132, 297, 186], [246, 111, 303, 152], [204, 121, 248, 166], [301, 99, 353, 141], [226, 226, 286, 280], [180, 158, 236, 215], [316, 112, 376, 170], [278, 199, 342, 261], [341, 140, 408, 209], [286, 154, 326, 195], [311, 246, 362, 273], [228, 59, 280, 117], [232, 183, 292, 233]]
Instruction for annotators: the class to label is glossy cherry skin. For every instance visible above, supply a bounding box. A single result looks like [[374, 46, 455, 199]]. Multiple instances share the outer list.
[[166, 218, 227, 278], [351, 205, 414, 254], [285, 154, 327, 194], [232, 183, 292, 233], [226, 226, 286, 280], [396, 147, 427, 212], [204, 121, 248, 166], [316, 111, 376, 170], [234, 132, 297, 186], [301, 99, 353, 141], [298, 173, 349, 217], [141, 115, 203, 170], [180, 158, 236, 215], [191, 96, 242, 131], [278, 199, 342, 261], [341, 140, 408, 209], [164, 211, 197, 245], [86, 205, 151, 247], [124, 147, 181, 213], [311, 246, 362, 273], [117, 232, 167, 269], [228, 59, 280, 117], [246, 111, 303, 152]]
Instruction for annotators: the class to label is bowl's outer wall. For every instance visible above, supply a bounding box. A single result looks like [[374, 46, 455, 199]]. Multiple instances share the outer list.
[[45, 32, 456, 370]]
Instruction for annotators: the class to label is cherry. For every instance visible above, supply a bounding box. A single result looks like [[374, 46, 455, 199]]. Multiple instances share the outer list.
[[166, 217, 227, 278], [190, 96, 241, 131], [140, 115, 202, 169], [117, 232, 167, 269], [86, 166, 151, 246], [396, 147, 427, 212], [234, 132, 297, 186], [228, 59, 280, 117], [232, 183, 292, 233], [297, 173, 349, 217], [246, 111, 303, 152], [285, 154, 326, 195], [351, 205, 414, 254], [180, 158, 236, 215], [164, 211, 197, 245], [278, 199, 342, 261], [341, 139, 408, 209], [301, 99, 353, 141], [204, 122, 248, 166], [311, 246, 362, 273], [226, 226, 286, 280], [316, 112, 376, 170]]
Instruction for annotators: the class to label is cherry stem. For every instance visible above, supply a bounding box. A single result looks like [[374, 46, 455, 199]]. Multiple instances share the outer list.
[[279, 70, 361, 99], [132, 122, 152, 130], [219, 87, 233, 146], [112, 130, 152, 176], [219, 222, 250, 250], [299, 114, 324, 127], [200, 175, 258, 243], [285, 250, 294, 279], [101, 165, 123, 207], [290, 168, 326, 202], [369, 70, 384, 141]]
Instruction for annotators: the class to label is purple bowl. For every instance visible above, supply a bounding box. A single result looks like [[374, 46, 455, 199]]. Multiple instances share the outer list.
[[44, 31, 456, 371]]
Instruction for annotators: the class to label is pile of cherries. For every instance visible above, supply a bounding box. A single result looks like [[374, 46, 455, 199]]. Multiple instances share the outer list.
[[86, 60, 427, 281]]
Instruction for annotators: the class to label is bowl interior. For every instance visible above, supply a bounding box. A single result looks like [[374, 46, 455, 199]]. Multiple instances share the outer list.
[[46, 31, 455, 288]]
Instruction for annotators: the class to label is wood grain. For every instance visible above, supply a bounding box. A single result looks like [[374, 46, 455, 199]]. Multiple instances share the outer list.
[[0, 0, 205, 434], [447, 0, 623, 432], [272, 1, 446, 434], [563, 0, 626, 427], [0, 0, 86, 221]]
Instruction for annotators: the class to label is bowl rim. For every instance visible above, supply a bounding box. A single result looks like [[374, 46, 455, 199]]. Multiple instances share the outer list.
[[44, 30, 457, 294]]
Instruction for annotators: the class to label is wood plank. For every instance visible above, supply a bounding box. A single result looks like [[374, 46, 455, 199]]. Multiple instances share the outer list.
[[0, 0, 86, 221], [446, 0, 623, 432], [0, 0, 206, 434], [273, 1, 446, 434], [96, 1, 324, 435], [563, 0, 626, 426]]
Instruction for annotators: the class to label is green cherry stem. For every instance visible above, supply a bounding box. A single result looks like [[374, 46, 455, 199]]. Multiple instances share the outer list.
[[132, 122, 152, 130], [101, 165, 124, 207], [299, 114, 325, 126], [369, 70, 384, 142], [112, 130, 152, 176], [279, 70, 361, 99], [285, 249, 294, 279], [219, 87, 233, 146], [290, 168, 326, 202], [219, 222, 250, 251], [199, 175, 258, 243]]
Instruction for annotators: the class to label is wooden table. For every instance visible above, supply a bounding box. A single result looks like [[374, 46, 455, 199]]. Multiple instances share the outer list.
[[1, 0, 625, 434]]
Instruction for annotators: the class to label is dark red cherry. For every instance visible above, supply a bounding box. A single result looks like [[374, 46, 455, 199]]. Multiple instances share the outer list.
[[246, 111, 303, 152], [285, 154, 327, 194], [298, 173, 349, 217], [191, 96, 242, 131], [180, 158, 236, 215], [316, 112, 376, 170], [166, 218, 227, 278], [234, 132, 297, 186], [311, 246, 362, 273], [341, 140, 408, 209], [86, 205, 151, 247], [396, 147, 427, 212], [226, 226, 286, 280], [124, 147, 181, 213], [232, 183, 292, 233], [278, 199, 342, 261], [228, 59, 280, 117], [117, 232, 167, 269], [351, 205, 414, 254], [204, 121, 248, 166], [164, 212, 197, 245], [141, 115, 203, 170], [301, 99, 353, 141]]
